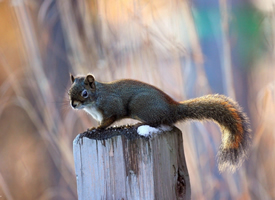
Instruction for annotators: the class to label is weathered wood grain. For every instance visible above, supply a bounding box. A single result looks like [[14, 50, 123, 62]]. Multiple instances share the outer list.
[[73, 126, 190, 200]]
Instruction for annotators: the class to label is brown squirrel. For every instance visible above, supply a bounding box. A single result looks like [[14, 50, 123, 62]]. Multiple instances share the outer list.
[[68, 73, 251, 172]]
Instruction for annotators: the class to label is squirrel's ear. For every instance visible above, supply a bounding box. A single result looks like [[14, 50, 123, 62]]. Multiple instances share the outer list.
[[70, 74, 75, 83], [85, 74, 95, 89]]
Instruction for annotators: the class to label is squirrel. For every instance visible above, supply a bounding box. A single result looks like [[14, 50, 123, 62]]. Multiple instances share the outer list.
[[68, 73, 251, 172]]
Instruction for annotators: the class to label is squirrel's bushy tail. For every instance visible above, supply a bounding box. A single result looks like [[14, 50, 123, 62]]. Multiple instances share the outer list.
[[177, 94, 251, 172]]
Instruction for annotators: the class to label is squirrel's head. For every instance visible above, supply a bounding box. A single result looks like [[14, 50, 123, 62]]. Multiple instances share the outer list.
[[68, 74, 96, 109]]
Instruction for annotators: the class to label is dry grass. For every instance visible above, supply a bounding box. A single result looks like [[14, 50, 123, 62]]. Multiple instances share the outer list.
[[0, 0, 274, 199]]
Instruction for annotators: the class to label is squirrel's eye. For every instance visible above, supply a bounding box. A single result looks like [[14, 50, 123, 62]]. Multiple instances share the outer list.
[[81, 89, 88, 98]]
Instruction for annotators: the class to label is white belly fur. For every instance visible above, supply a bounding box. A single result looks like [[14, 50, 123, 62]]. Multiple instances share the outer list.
[[84, 106, 103, 123]]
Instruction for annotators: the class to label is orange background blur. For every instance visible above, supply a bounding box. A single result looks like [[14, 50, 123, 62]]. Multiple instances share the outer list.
[[0, 0, 274, 199]]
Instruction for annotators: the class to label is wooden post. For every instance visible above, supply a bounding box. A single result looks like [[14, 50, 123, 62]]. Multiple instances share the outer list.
[[73, 125, 191, 200]]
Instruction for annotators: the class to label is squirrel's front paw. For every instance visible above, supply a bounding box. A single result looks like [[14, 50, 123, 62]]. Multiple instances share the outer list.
[[87, 126, 105, 132], [87, 127, 97, 132]]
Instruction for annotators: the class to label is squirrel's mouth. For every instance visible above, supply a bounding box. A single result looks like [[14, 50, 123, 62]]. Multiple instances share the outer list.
[[70, 100, 83, 109]]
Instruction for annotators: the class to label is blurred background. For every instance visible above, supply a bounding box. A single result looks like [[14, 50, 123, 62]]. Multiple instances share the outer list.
[[0, 0, 274, 199]]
